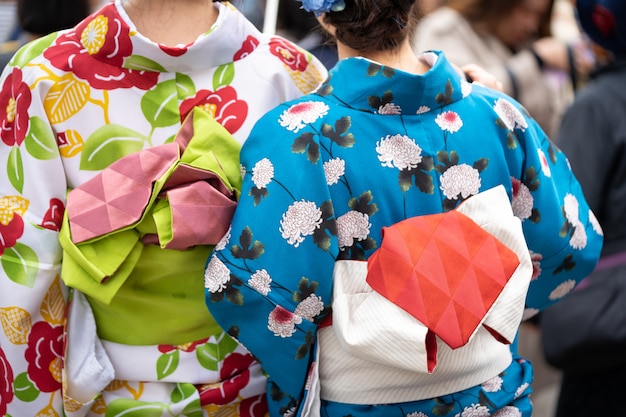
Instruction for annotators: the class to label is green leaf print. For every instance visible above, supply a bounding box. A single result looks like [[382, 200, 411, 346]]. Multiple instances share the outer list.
[[80, 124, 146, 170], [13, 372, 39, 402], [125, 55, 167, 72], [10, 33, 56, 68], [2, 243, 39, 288], [231, 227, 265, 260], [156, 350, 180, 380], [7, 146, 24, 193], [212, 63, 235, 90], [171, 383, 197, 403], [195, 342, 219, 371], [181, 400, 203, 417], [24, 116, 58, 160], [141, 75, 196, 129], [106, 399, 166, 417], [292, 132, 320, 164]]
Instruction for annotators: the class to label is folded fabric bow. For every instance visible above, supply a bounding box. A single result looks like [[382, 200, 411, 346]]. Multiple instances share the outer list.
[[330, 185, 533, 373], [59, 107, 242, 305]]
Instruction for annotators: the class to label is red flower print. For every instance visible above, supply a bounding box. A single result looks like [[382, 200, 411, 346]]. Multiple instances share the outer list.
[[240, 393, 268, 417], [0, 211, 24, 256], [269, 37, 308, 72], [198, 352, 255, 406], [0, 67, 32, 147], [0, 347, 14, 417], [158, 337, 209, 354], [24, 321, 63, 393], [592, 5, 616, 37], [179, 86, 248, 134], [159, 44, 189, 57], [43, 3, 159, 90], [234, 35, 260, 61], [39, 198, 65, 232]]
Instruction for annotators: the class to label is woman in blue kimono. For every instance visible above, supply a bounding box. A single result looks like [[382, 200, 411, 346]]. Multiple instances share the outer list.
[[203, 0, 603, 415]]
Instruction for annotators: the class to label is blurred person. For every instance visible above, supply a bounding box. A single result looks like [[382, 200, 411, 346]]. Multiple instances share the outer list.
[[540, 1, 626, 416], [0, 0, 327, 416], [0, 0, 96, 68], [203, 0, 602, 416], [412, 0, 595, 138]]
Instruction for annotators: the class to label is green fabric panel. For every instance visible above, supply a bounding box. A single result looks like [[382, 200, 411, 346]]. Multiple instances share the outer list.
[[88, 244, 220, 345]]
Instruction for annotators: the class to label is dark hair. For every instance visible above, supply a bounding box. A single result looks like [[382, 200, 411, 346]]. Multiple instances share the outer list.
[[448, 0, 554, 38], [17, 0, 91, 36], [321, 0, 421, 53]]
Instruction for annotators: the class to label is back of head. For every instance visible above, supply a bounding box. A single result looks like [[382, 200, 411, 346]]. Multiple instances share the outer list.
[[18, 0, 90, 36], [577, 0, 626, 56], [314, 0, 422, 53]]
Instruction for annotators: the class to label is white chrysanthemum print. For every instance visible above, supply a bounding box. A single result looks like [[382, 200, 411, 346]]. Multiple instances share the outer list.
[[378, 103, 402, 115], [214, 227, 231, 251], [569, 222, 587, 249], [493, 406, 522, 417], [482, 376, 503, 392], [589, 209, 603, 236], [435, 111, 463, 133], [249, 269, 272, 295], [407, 413, 429, 417], [493, 98, 528, 131], [549, 279, 576, 300], [336, 210, 371, 249], [268, 306, 303, 338], [416, 105, 430, 114], [252, 158, 274, 189], [240, 164, 246, 180], [376, 134, 423, 170], [515, 382, 530, 398], [440, 164, 481, 200], [279, 101, 329, 133], [280, 200, 323, 247], [461, 80, 472, 97], [294, 294, 324, 321], [511, 177, 533, 220], [522, 308, 540, 320], [204, 256, 231, 293], [455, 403, 491, 417], [538, 149, 551, 177], [563, 194, 580, 224], [324, 157, 345, 186]]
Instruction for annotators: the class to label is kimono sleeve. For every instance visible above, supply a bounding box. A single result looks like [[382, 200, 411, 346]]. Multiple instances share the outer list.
[[0, 62, 69, 415], [204, 99, 339, 416], [515, 118, 603, 317]]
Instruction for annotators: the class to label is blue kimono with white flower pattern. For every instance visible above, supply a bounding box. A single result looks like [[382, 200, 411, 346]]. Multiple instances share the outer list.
[[204, 51, 603, 417]]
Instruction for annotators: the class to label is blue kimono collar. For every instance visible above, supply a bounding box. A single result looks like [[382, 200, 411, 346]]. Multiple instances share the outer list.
[[315, 51, 470, 116]]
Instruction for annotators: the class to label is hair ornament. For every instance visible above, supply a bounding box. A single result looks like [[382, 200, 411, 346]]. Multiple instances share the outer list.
[[299, 0, 346, 16]]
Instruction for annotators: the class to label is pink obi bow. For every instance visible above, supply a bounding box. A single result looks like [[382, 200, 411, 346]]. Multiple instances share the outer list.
[[59, 108, 242, 303]]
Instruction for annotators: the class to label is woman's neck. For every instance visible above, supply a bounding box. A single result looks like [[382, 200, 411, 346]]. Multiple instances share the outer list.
[[122, 0, 219, 46], [337, 38, 430, 74]]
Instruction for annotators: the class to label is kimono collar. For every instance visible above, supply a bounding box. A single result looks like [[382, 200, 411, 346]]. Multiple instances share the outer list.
[[316, 51, 471, 116], [70, 0, 264, 73]]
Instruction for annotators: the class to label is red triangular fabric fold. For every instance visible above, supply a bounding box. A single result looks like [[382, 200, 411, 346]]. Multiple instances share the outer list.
[[366, 210, 520, 349]]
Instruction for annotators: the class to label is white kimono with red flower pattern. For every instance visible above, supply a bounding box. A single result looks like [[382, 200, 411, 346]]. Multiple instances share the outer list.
[[0, 1, 326, 416]]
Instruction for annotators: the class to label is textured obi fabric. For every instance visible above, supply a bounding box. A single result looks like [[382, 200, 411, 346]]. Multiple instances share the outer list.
[[318, 185, 533, 404], [59, 107, 242, 345]]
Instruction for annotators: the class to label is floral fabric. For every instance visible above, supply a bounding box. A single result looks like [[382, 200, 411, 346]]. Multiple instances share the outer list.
[[204, 53, 603, 416], [0, 0, 326, 415]]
